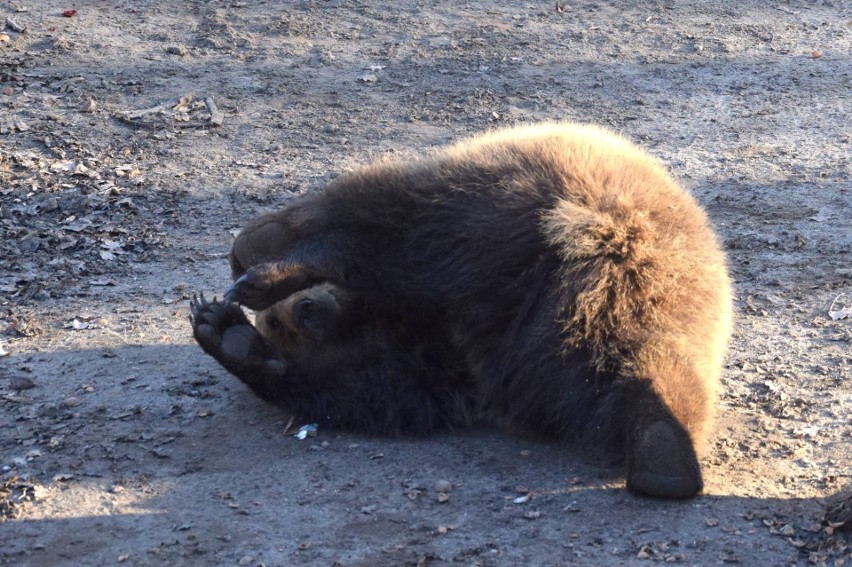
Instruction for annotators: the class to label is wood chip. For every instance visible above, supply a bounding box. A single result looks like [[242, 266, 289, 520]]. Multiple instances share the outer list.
[[5, 16, 26, 33], [205, 97, 224, 126]]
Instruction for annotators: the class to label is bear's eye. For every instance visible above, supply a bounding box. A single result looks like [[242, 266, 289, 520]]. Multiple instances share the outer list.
[[267, 317, 280, 331]]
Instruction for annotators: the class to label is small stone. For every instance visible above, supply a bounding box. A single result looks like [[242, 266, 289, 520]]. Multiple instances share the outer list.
[[10, 376, 35, 390], [781, 524, 795, 536], [436, 492, 450, 503], [80, 99, 96, 113], [238, 556, 253, 566], [519, 450, 532, 457], [515, 486, 529, 495], [41, 197, 59, 212], [637, 547, 651, 560], [513, 495, 530, 504], [63, 396, 81, 408], [166, 45, 188, 56], [523, 510, 541, 520], [437, 526, 448, 535], [434, 480, 452, 493]]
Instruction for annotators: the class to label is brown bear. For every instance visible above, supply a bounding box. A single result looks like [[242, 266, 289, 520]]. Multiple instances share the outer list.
[[190, 122, 733, 499]]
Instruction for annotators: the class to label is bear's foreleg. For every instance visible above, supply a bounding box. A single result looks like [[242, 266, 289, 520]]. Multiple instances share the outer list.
[[190, 294, 465, 435], [190, 294, 293, 403], [226, 261, 328, 311]]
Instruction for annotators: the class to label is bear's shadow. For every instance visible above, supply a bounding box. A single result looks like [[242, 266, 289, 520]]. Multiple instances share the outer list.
[[0, 343, 843, 566]]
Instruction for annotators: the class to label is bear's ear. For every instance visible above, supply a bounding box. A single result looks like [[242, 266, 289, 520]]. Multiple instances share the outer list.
[[292, 298, 316, 329]]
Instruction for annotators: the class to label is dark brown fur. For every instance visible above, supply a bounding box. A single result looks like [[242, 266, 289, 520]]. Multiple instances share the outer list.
[[191, 122, 732, 498]]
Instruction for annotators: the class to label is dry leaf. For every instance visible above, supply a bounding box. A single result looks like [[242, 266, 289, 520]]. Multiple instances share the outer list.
[[829, 307, 851, 321]]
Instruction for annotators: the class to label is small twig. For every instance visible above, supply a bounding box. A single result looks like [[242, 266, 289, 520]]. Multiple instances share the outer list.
[[49, 77, 86, 90], [171, 120, 214, 130], [282, 415, 296, 435], [113, 114, 160, 130], [121, 103, 168, 120], [774, 6, 798, 15], [827, 293, 845, 312]]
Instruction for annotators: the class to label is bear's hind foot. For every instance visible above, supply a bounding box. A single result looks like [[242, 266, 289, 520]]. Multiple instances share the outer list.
[[626, 419, 703, 499]]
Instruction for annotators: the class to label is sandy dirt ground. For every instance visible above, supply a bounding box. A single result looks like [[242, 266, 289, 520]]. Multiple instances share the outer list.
[[1, 1, 850, 565]]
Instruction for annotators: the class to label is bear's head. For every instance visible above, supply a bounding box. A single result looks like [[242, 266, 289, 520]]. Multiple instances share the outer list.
[[254, 282, 354, 348]]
